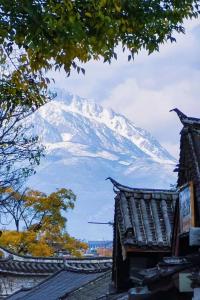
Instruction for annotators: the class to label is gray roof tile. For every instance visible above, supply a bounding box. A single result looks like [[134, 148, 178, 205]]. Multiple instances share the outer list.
[[110, 178, 178, 250], [9, 269, 110, 300]]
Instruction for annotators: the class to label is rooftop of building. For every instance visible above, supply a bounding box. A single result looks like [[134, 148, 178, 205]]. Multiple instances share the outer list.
[[109, 178, 178, 251]]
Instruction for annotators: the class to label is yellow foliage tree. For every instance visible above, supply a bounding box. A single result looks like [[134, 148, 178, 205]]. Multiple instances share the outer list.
[[0, 188, 88, 257]]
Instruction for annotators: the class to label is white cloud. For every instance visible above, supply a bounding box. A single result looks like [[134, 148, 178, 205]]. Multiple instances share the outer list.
[[102, 72, 200, 158], [100, 19, 200, 158]]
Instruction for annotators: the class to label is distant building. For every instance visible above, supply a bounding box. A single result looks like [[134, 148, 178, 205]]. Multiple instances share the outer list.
[[87, 241, 113, 250], [87, 241, 113, 257], [96, 247, 113, 257]]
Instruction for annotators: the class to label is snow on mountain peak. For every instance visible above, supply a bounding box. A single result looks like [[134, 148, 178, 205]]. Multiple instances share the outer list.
[[35, 89, 175, 165]]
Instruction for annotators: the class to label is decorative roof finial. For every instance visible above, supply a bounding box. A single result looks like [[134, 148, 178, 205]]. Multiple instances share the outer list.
[[170, 108, 187, 124], [170, 108, 200, 126]]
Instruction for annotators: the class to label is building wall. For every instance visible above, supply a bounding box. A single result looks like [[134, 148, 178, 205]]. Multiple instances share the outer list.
[[96, 248, 112, 257], [0, 274, 46, 299]]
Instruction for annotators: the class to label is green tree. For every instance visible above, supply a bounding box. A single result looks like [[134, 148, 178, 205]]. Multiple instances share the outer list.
[[0, 1, 199, 80]]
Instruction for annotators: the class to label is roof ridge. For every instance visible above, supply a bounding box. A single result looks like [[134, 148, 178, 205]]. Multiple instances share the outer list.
[[107, 177, 177, 194]]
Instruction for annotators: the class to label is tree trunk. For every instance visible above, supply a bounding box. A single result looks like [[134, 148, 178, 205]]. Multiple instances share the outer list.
[[15, 219, 19, 232]]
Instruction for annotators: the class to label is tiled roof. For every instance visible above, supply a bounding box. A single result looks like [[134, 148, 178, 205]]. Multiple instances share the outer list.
[[0, 246, 112, 276], [63, 269, 128, 300], [7, 269, 111, 300], [0, 257, 64, 275], [129, 253, 200, 287], [64, 258, 112, 273], [110, 178, 178, 250], [64, 270, 111, 299], [6, 288, 31, 300], [6, 271, 129, 300], [2, 248, 112, 300], [130, 261, 189, 286], [0, 256, 112, 276]]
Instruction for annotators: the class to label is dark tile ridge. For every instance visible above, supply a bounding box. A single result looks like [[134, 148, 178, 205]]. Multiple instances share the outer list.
[[107, 177, 177, 194]]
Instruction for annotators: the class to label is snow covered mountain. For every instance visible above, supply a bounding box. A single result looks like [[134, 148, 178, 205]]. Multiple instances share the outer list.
[[28, 89, 177, 240]]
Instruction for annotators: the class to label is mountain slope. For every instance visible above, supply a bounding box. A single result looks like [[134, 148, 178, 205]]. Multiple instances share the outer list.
[[28, 90, 177, 240]]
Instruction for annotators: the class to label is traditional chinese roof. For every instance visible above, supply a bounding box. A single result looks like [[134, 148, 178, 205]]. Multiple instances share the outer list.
[[6, 263, 125, 300], [130, 256, 191, 286], [63, 270, 111, 299], [7, 269, 112, 300], [0, 257, 112, 276], [129, 253, 200, 294], [171, 109, 200, 222], [64, 257, 112, 273], [68, 278, 130, 300], [0, 246, 112, 276], [0, 257, 64, 276], [124, 253, 200, 299], [0, 246, 64, 275], [109, 178, 178, 251]]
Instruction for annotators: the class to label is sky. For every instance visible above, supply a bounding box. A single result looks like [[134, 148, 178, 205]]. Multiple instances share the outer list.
[[50, 17, 200, 159]]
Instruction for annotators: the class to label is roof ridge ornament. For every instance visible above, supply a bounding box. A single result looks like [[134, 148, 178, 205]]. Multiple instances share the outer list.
[[170, 108, 200, 126], [106, 177, 177, 193], [170, 108, 188, 124], [106, 177, 121, 188]]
